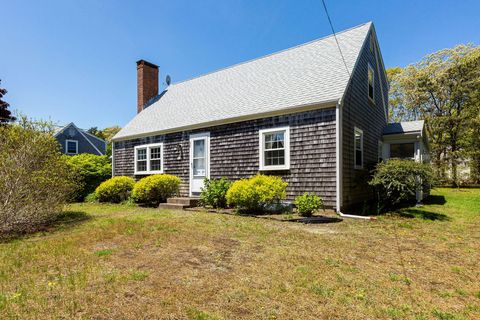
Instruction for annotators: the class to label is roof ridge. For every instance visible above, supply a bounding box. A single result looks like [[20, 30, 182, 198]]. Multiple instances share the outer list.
[[170, 21, 372, 87]]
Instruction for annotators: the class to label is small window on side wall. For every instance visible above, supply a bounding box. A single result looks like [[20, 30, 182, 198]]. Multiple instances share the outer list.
[[259, 127, 290, 171], [354, 127, 363, 169], [390, 143, 415, 160], [368, 64, 375, 103], [66, 140, 78, 154]]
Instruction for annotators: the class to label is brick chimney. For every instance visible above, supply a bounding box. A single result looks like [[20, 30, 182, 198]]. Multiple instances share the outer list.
[[136, 60, 159, 113]]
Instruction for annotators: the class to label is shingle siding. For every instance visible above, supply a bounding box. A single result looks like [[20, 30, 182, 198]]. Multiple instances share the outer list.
[[114, 107, 337, 207], [341, 31, 388, 209]]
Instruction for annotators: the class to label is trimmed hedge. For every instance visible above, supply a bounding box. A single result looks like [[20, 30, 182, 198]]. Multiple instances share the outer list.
[[226, 174, 287, 213], [95, 176, 135, 203], [132, 174, 181, 206]]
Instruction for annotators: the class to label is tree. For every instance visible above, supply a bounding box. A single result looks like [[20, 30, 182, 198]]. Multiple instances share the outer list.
[[0, 116, 77, 236], [0, 80, 16, 125], [86, 126, 121, 157], [387, 45, 480, 186], [101, 126, 121, 142], [101, 126, 121, 157], [87, 126, 106, 140]]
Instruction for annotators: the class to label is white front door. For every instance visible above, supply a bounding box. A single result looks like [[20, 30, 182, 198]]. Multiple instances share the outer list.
[[189, 132, 210, 196]]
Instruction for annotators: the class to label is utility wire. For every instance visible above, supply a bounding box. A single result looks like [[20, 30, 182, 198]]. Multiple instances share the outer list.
[[321, 0, 351, 77]]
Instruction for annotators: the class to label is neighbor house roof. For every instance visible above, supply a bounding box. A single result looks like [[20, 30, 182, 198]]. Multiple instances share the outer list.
[[383, 120, 425, 135], [54, 122, 106, 155], [114, 22, 373, 140]]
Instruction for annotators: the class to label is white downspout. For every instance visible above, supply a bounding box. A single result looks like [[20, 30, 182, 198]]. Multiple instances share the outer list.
[[335, 101, 372, 220]]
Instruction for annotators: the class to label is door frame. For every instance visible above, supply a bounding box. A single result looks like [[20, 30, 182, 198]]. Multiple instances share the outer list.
[[189, 132, 210, 197]]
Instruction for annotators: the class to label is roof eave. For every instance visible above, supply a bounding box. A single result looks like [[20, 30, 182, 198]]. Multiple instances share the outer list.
[[112, 99, 339, 142]]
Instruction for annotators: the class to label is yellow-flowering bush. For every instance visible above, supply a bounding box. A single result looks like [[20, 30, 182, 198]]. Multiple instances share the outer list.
[[95, 176, 135, 203], [226, 174, 287, 213], [132, 174, 181, 206]]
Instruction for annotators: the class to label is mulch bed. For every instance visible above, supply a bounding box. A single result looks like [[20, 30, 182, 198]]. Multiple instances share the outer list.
[[184, 207, 343, 224]]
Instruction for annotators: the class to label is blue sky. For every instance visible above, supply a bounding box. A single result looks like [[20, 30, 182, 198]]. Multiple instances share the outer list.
[[2, 0, 479, 129]]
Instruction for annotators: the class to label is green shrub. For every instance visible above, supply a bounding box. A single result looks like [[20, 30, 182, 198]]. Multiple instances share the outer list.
[[200, 177, 232, 209], [95, 176, 135, 203], [369, 159, 434, 212], [0, 117, 78, 236], [131, 174, 181, 206], [84, 192, 99, 203], [295, 193, 323, 217], [226, 174, 287, 213], [65, 154, 111, 201]]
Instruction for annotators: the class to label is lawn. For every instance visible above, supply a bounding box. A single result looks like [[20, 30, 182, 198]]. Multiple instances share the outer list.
[[1, 188, 479, 319]]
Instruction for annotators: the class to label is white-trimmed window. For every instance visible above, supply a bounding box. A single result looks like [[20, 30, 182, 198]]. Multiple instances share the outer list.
[[65, 139, 78, 154], [134, 143, 164, 174], [390, 143, 415, 160], [368, 63, 375, 102], [259, 127, 290, 170], [354, 127, 363, 169]]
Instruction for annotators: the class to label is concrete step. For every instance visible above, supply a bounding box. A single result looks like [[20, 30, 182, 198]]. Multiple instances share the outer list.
[[167, 197, 200, 207], [158, 203, 187, 210]]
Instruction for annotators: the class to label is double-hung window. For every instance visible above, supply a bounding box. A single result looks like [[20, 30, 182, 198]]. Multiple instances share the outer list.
[[259, 127, 290, 170], [354, 127, 363, 169], [368, 63, 375, 102], [65, 140, 78, 154], [134, 143, 164, 174]]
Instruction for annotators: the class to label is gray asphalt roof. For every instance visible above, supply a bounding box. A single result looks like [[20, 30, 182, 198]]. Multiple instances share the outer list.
[[383, 120, 425, 135], [114, 22, 372, 140]]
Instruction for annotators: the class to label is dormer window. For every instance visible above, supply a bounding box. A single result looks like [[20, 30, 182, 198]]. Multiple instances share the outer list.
[[368, 64, 375, 102]]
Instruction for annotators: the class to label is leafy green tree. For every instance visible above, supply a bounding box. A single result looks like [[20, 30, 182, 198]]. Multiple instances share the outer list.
[[387, 45, 480, 186], [87, 126, 105, 140], [101, 126, 121, 157], [0, 80, 16, 125], [65, 154, 111, 201]]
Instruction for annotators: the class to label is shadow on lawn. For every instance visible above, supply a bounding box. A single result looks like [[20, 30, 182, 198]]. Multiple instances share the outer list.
[[52, 210, 91, 228], [398, 208, 450, 221], [0, 211, 91, 243], [423, 195, 447, 205]]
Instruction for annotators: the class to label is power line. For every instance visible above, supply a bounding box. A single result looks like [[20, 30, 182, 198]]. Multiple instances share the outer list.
[[321, 0, 351, 77]]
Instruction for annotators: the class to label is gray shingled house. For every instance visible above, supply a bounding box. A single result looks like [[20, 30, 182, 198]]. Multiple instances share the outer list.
[[54, 122, 106, 156], [112, 22, 428, 211]]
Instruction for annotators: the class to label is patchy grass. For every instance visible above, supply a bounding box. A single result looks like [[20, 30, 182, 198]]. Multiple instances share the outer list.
[[0, 188, 479, 319]]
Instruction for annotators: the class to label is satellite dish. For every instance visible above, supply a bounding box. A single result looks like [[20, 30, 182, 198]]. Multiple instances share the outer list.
[[166, 75, 171, 86]]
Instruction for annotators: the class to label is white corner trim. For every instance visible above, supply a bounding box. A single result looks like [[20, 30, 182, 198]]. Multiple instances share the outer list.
[[65, 139, 78, 154], [335, 101, 343, 212], [111, 141, 115, 177], [258, 126, 290, 171], [134, 142, 164, 175]]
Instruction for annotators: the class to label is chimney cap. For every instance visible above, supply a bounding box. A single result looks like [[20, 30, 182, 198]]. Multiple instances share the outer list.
[[136, 59, 159, 68]]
